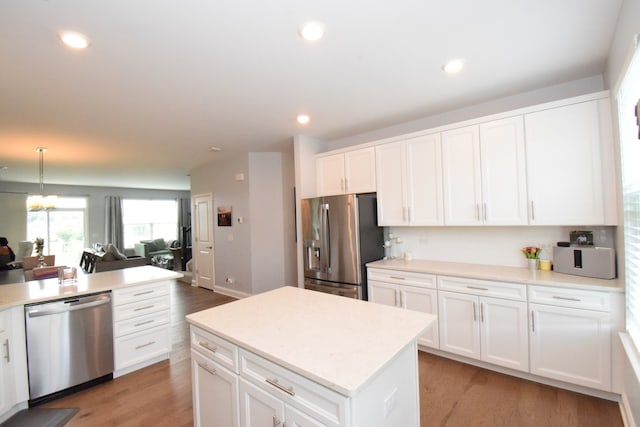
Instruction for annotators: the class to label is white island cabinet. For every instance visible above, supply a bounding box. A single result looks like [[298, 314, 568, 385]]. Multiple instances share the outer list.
[[187, 286, 436, 427]]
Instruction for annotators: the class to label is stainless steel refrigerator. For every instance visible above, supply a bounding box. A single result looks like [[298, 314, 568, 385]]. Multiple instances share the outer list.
[[302, 193, 384, 300]]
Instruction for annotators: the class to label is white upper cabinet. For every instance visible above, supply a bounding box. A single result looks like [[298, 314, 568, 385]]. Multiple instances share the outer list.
[[479, 117, 528, 225], [376, 134, 443, 226], [442, 126, 482, 225], [442, 118, 527, 225], [524, 99, 611, 225], [316, 148, 376, 196]]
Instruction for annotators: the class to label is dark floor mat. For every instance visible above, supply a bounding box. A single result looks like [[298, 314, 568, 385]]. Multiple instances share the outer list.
[[1, 408, 79, 427]]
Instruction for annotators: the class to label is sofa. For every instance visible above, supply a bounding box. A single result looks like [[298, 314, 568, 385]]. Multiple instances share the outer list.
[[81, 243, 148, 273], [134, 238, 175, 263]]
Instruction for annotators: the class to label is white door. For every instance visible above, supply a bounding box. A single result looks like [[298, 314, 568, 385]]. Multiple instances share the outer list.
[[344, 147, 376, 194], [316, 154, 345, 196], [438, 291, 480, 359], [367, 281, 398, 307], [375, 142, 407, 225], [239, 378, 285, 427], [524, 100, 605, 225], [529, 303, 611, 390], [405, 133, 444, 225], [191, 351, 239, 427], [479, 297, 528, 372], [479, 117, 528, 225], [442, 125, 482, 225], [400, 286, 439, 349], [193, 193, 215, 290]]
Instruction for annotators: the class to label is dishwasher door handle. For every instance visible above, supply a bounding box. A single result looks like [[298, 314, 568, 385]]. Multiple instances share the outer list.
[[27, 297, 111, 318]]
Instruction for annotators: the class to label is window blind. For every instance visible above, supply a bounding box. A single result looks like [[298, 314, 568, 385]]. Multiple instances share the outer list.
[[618, 41, 640, 349]]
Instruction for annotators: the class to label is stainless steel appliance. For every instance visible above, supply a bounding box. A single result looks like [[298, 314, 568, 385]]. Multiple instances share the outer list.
[[302, 193, 384, 299], [25, 291, 114, 405]]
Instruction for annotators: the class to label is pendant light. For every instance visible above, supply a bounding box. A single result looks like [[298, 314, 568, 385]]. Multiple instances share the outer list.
[[27, 147, 57, 211]]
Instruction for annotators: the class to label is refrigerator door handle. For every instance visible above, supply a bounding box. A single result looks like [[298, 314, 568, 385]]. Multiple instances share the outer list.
[[323, 203, 332, 273]]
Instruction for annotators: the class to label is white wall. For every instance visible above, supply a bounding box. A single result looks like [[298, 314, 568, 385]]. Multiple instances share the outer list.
[[0, 192, 27, 250]]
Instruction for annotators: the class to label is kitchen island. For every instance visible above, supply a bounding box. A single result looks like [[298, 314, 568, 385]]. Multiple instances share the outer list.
[[187, 286, 436, 427]]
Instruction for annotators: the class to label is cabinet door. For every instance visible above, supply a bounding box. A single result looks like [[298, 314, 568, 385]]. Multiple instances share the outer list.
[[285, 404, 326, 427], [442, 126, 482, 225], [438, 291, 480, 359], [524, 100, 605, 225], [400, 286, 439, 349], [0, 330, 8, 417], [479, 117, 528, 225], [368, 281, 398, 307], [192, 350, 239, 427], [405, 134, 444, 225], [375, 142, 407, 225], [239, 378, 285, 427], [529, 303, 611, 390], [316, 154, 345, 196], [344, 148, 376, 194], [480, 297, 528, 372]]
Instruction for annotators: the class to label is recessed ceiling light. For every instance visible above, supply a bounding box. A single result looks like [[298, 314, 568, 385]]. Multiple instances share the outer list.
[[297, 115, 310, 125], [442, 59, 464, 74], [208, 146, 222, 152], [299, 22, 325, 42], [58, 31, 91, 49]]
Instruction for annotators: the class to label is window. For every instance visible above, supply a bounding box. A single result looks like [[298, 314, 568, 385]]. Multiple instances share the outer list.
[[27, 197, 88, 268], [122, 199, 178, 249], [618, 42, 640, 348]]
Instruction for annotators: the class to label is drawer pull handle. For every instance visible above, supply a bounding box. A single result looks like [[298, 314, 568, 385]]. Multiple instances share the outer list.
[[266, 378, 295, 396], [135, 341, 156, 350], [198, 362, 217, 376], [467, 286, 489, 291], [390, 276, 406, 280], [552, 296, 581, 302], [134, 305, 155, 312], [200, 342, 218, 353], [134, 319, 155, 327], [3, 339, 10, 363], [133, 290, 154, 297], [272, 415, 283, 427]]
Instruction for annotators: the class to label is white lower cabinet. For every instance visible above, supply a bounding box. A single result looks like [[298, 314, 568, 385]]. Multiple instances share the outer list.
[[437, 276, 529, 372], [191, 324, 421, 427], [0, 307, 28, 423], [529, 285, 612, 391], [113, 281, 171, 376], [368, 268, 439, 349]]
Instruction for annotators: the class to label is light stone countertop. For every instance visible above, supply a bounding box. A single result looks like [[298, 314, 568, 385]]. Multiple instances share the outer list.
[[0, 266, 183, 309], [367, 259, 623, 292], [186, 286, 436, 397]]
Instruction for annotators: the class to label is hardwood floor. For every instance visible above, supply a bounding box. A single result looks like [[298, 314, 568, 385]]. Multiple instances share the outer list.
[[43, 281, 623, 427]]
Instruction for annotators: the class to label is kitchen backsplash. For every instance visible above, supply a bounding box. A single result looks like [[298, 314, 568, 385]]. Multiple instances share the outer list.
[[383, 226, 616, 268]]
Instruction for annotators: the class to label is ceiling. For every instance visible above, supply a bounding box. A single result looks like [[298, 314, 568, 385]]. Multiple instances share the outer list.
[[0, 0, 623, 191]]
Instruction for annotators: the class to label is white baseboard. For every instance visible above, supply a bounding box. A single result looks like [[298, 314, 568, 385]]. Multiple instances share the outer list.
[[213, 285, 251, 299], [621, 392, 637, 427]]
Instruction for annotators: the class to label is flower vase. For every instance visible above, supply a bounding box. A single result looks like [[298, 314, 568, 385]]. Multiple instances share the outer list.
[[528, 258, 538, 271]]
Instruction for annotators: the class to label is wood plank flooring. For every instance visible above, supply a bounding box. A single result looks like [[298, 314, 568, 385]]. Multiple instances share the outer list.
[[43, 281, 623, 426]]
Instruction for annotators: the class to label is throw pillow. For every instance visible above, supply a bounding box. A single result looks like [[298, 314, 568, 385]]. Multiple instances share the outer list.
[[105, 243, 127, 260], [152, 238, 166, 250]]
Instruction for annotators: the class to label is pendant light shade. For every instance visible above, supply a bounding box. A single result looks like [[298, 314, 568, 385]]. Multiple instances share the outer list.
[[27, 147, 57, 211]]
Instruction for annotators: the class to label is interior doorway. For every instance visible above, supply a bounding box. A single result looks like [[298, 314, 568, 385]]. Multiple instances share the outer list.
[[192, 193, 215, 290]]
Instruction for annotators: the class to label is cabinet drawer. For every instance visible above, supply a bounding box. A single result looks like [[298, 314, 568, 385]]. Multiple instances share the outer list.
[[239, 349, 345, 426], [528, 285, 610, 311], [368, 268, 437, 289], [191, 326, 238, 373], [114, 310, 169, 338], [438, 276, 526, 301], [113, 295, 170, 322], [113, 282, 169, 306], [114, 325, 170, 370], [0, 309, 8, 334]]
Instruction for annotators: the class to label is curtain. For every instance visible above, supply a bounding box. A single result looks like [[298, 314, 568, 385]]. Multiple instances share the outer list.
[[105, 196, 124, 250]]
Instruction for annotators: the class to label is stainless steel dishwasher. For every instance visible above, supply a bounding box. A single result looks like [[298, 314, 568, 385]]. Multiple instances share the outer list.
[[24, 291, 114, 405]]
